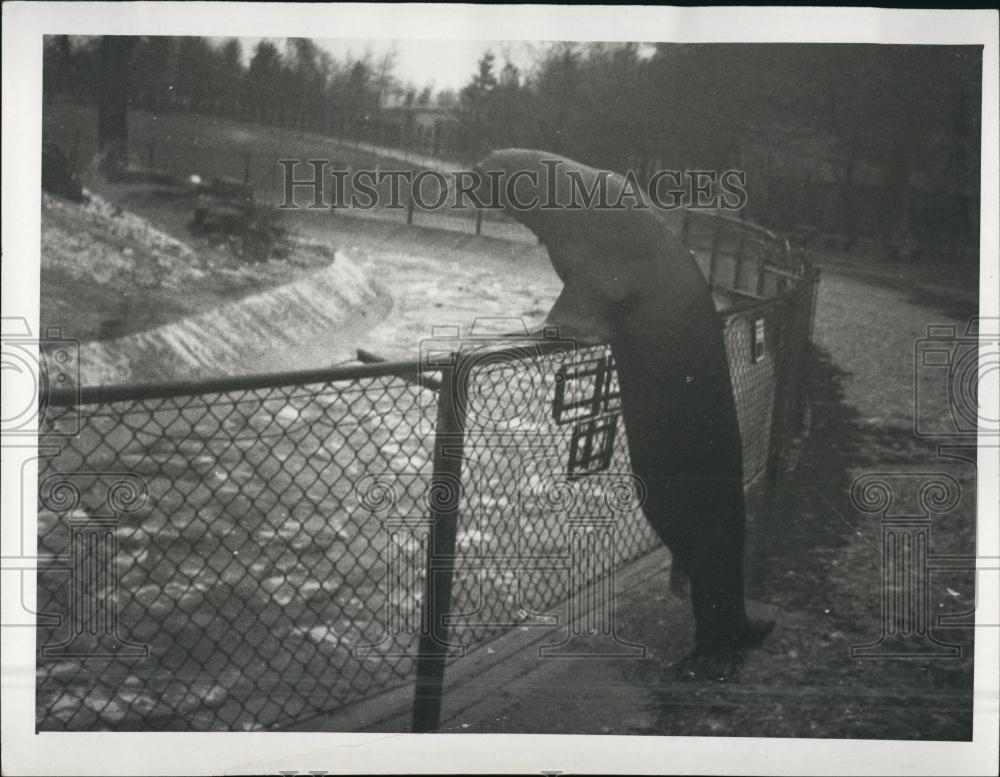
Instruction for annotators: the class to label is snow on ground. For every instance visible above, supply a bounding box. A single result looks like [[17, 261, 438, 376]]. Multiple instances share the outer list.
[[43, 190, 199, 288], [41, 187, 394, 386]]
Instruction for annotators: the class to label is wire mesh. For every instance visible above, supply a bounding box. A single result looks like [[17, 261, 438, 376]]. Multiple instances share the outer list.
[[37, 373, 437, 730]]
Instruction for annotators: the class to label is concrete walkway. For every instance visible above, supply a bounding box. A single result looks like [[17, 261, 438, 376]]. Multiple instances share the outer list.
[[294, 547, 704, 735]]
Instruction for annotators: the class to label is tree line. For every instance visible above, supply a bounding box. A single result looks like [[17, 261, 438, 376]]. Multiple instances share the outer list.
[[43, 35, 433, 137], [456, 42, 982, 250], [43, 36, 982, 251]]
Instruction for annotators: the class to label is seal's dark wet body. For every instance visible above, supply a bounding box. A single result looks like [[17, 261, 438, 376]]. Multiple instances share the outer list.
[[612, 294, 749, 647], [475, 150, 772, 661]]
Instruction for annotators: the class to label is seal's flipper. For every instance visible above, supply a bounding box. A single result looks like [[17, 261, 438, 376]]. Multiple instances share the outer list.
[[675, 617, 776, 682], [545, 283, 612, 344], [545, 240, 634, 304]]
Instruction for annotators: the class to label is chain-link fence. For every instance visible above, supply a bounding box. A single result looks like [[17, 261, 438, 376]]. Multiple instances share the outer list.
[[36, 211, 818, 732]]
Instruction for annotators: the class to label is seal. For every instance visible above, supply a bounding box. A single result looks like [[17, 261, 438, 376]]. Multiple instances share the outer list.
[[473, 149, 774, 679]]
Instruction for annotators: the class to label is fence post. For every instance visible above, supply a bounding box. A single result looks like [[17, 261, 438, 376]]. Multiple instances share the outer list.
[[243, 152, 251, 186], [734, 234, 746, 291], [708, 216, 721, 288], [808, 268, 821, 344], [147, 140, 155, 168], [475, 208, 483, 236], [411, 360, 468, 733], [407, 190, 416, 226]]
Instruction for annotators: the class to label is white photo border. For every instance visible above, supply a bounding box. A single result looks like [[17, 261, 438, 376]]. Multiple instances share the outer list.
[[2, 3, 997, 775]]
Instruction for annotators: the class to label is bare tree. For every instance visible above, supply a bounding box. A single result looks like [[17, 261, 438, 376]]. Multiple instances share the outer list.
[[97, 36, 137, 175]]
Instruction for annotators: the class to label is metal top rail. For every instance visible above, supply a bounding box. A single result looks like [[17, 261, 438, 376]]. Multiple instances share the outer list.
[[686, 209, 789, 248], [44, 336, 584, 408]]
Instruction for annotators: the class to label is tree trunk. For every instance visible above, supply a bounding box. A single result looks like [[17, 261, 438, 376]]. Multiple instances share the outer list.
[[43, 35, 72, 112], [834, 158, 859, 248], [97, 36, 136, 176], [885, 148, 920, 262]]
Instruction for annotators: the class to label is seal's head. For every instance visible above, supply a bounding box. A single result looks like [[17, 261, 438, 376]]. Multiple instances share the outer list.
[[471, 148, 661, 250], [470, 149, 559, 234]]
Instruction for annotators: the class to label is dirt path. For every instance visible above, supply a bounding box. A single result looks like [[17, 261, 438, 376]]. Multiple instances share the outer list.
[[435, 273, 978, 740]]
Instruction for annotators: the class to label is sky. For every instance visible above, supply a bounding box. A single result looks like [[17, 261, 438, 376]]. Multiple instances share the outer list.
[[238, 37, 542, 92]]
